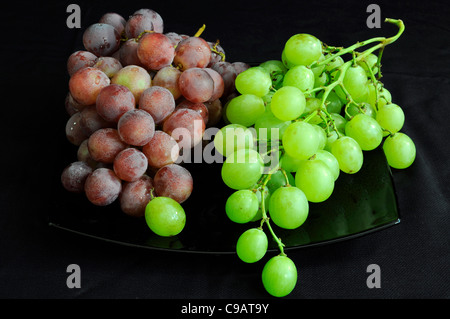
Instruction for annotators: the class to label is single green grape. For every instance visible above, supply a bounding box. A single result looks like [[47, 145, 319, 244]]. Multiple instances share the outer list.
[[313, 149, 340, 181], [236, 228, 268, 263], [330, 136, 364, 174], [262, 255, 297, 298], [329, 113, 347, 134], [226, 94, 265, 127], [376, 103, 405, 136], [255, 111, 291, 141], [145, 197, 186, 237], [282, 121, 319, 160], [268, 186, 309, 229], [235, 67, 272, 97], [284, 33, 322, 67], [271, 86, 306, 121], [266, 170, 295, 194], [343, 64, 369, 102], [282, 65, 315, 92], [213, 124, 255, 157], [345, 113, 383, 151], [324, 130, 339, 152], [280, 153, 304, 173], [383, 133, 416, 169], [281, 49, 296, 69], [295, 159, 335, 203], [225, 189, 259, 223], [311, 124, 327, 150], [221, 148, 264, 190]]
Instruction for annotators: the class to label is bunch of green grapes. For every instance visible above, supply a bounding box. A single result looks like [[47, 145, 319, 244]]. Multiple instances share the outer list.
[[214, 19, 414, 297]]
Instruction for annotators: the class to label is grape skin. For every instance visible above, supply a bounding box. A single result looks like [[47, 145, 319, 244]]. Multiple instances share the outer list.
[[113, 148, 148, 182], [83, 23, 121, 57], [69, 67, 110, 106], [142, 131, 180, 169], [96, 84, 136, 123], [87, 128, 128, 164], [84, 168, 122, 206], [139, 86, 176, 125], [120, 175, 154, 217], [117, 109, 155, 146], [61, 161, 93, 193], [153, 164, 193, 204]]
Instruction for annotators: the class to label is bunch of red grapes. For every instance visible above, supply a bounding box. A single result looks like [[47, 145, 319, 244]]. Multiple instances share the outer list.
[[61, 8, 249, 233]]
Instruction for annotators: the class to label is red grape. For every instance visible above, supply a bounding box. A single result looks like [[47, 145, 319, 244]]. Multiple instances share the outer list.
[[66, 112, 89, 146], [120, 175, 154, 217], [178, 67, 214, 103], [79, 105, 114, 136], [61, 161, 93, 193], [118, 39, 143, 67], [204, 68, 225, 101], [176, 100, 209, 126], [93, 57, 122, 78], [133, 8, 164, 33], [99, 12, 126, 35], [69, 67, 110, 106], [232, 62, 251, 75], [84, 168, 122, 206], [125, 14, 154, 39], [67, 51, 97, 76], [142, 131, 180, 169], [77, 139, 97, 168], [117, 109, 155, 146], [87, 128, 128, 164], [83, 23, 121, 57], [65, 92, 87, 116], [113, 148, 148, 182], [139, 86, 175, 124], [154, 164, 193, 204], [96, 84, 136, 123], [211, 61, 237, 98], [173, 37, 211, 70], [111, 65, 151, 104], [204, 99, 223, 127], [163, 108, 205, 149], [207, 41, 225, 67], [152, 66, 182, 100], [137, 33, 175, 71]]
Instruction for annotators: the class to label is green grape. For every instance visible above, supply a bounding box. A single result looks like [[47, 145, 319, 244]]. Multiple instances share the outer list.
[[252, 186, 271, 221], [365, 83, 390, 109], [343, 65, 369, 102], [380, 87, 392, 103], [271, 86, 306, 121], [330, 136, 364, 174], [266, 170, 295, 194], [260, 60, 287, 89], [325, 55, 344, 72], [345, 102, 377, 120], [281, 49, 296, 69], [313, 149, 340, 181], [312, 124, 327, 150], [262, 255, 297, 298], [345, 113, 383, 151], [282, 121, 319, 160], [235, 67, 272, 97], [268, 186, 309, 229], [221, 148, 264, 190], [304, 97, 322, 115], [226, 94, 265, 127], [383, 133, 416, 169], [295, 159, 335, 203], [280, 153, 304, 173], [282, 65, 315, 92], [329, 113, 347, 133], [320, 90, 344, 114], [376, 103, 405, 136], [314, 71, 329, 88], [236, 228, 268, 263], [214, 124, 255, 157], [358, 53, 379, 75], [145, 197, 186, 237], [255, 111, 291, 141], [324, 130, 339, 152], [225, 189, 259, 223], [284, 33, 322, 67]]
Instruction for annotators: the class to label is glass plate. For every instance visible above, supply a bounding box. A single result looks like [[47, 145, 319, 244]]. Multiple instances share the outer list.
[[49, 146, 400, 254]]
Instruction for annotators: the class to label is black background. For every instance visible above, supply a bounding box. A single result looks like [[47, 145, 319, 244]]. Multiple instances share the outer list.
[[1, 0, 449, 303]]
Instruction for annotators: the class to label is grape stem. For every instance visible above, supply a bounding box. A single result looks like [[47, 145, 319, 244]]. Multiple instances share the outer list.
[[194, 24, 206, 37]]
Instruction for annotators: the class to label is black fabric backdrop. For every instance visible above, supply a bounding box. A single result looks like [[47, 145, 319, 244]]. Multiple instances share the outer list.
[[1, 0, 449, 303]]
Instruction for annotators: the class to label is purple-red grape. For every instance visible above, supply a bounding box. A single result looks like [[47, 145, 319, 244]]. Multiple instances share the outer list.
[[87, 128, 128, 164], [66, 112, 89, 146], [163, 108, 206, 149], [152, 66, 182, 100], [69, 67, 110, 106], [113, 148, 148, 182], [120, 175, 154, 217], [79, 105, 114, 136], [137, 32, 175, 71], [125, 14, 154, 39], [61, 161, 93, 193], [133, 8, 164, 33], [204, 68, 225, 101], [154, 164, 193, 204], [142, 131, 180, 169], [178, 67, 214, 103], [67, 51, 97, 76], [204, 99, 223, 127], [96, 84, 136, 123], [83, 23, 121, 57], [111, 65, 151, 104], [118, 39, 143, 67], [139, 86, 176, 124], [176, 100, 209, 126], [99, 12, 126, 35], [93, 57, 122, 78], [117, 109, 155, 146], [84, 168, 122, 206], [211, 61, 237, 98], [173, 37, 211, 71]]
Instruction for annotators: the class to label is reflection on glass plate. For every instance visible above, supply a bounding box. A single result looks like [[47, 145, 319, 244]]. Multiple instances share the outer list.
[[49, 147, 400, 254]]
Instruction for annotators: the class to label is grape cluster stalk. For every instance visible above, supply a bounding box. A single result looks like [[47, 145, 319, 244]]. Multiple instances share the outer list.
[[214, 18, 415, 297]]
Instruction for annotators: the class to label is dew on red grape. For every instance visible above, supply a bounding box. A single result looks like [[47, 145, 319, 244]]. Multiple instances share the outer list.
[[87, 128, 128, 164], [84, 168, 122, 206], [142, 131, 180, 169], [83, 23, 121, 57], [139, 86, 176, 125], [113, 148, 148, 182], [96, 84, 136, 123], [120, 175, 154, 217], [173, 37, 211, 71], [61, 161, 93, 193], [117, 109, 155, 146], [154, 164, 193, 204], [66, 112, 89, 146]]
